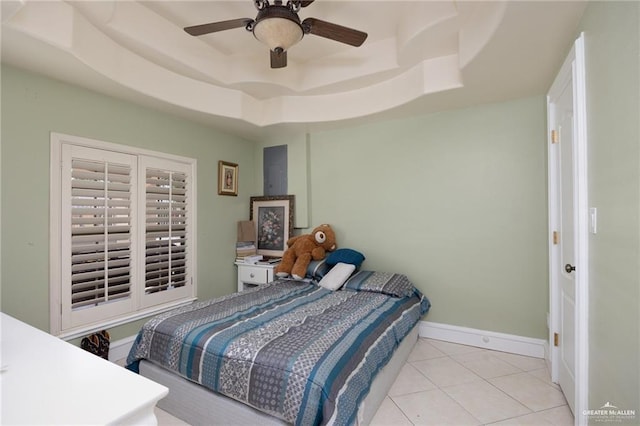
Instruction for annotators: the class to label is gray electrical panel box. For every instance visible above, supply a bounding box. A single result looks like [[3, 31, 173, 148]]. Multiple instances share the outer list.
[[264, 145, 288, 196]]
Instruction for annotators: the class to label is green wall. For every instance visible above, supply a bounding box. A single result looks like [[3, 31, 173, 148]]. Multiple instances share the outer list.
[[305, 96, 549, 339], [2, 2, 638, 413], [579, 1, 640, 416], [1, 63, 550, 341], [0, 64, 255, 340]]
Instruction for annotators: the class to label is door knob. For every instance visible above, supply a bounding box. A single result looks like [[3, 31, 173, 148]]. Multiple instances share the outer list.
[[565, 263, 576, 273]]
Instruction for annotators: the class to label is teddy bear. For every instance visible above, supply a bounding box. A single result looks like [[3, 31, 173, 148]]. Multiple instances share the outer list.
[[275, 224, 337, 280]]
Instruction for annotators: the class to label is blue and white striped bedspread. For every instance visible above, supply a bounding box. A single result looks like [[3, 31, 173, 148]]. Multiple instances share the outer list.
[[127, 278, 430, 425]]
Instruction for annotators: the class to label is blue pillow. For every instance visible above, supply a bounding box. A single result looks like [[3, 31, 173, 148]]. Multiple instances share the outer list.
[[326, 248, 366, 269], [306, 259, 333, 280]]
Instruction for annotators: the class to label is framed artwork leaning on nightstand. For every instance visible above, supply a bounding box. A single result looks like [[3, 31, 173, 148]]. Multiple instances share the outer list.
[[249, 195, 294, 258]]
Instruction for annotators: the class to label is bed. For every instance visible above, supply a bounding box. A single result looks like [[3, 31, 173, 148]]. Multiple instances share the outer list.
[[127, 269, 430, 426]]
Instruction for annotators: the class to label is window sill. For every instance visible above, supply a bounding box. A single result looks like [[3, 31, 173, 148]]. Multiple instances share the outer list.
[[57, 298, 197, 341]]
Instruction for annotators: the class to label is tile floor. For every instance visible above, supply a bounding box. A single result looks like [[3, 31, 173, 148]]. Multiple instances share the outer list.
[[154, 338, 574, 426]]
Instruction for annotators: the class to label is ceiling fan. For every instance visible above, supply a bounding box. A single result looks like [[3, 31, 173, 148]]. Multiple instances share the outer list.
[[184, 0, 368, 69]]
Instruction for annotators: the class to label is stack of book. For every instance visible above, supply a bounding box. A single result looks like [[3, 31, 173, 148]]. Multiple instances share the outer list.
[[240, 254, 263, 264], [236, 220, 257, 262], [236, 241, 257, 261]]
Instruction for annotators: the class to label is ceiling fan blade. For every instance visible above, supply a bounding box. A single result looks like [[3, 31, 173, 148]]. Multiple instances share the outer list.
[[271, 48, 287, 68], [300, 0, 315, 7], [184, 18, 253, 36], [302, 17, 367, 47]]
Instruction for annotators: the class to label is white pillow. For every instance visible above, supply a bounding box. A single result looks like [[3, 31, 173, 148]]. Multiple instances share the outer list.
[[318, 262, 356, 291]]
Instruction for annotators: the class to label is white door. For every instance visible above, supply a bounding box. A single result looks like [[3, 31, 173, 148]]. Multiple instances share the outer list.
[[554, 75, 576, 413], [547, 33, 588, 422]]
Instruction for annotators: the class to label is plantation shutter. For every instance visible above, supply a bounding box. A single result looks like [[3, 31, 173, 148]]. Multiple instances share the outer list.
[[53, 134, 196, 337], [140, 158, 193, 308], [71, 159, 133, 307], [145, 169, 188, 293], [61, 145, 137, 330]]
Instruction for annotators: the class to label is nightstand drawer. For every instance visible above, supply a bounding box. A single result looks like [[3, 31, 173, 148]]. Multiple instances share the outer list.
[[238, 265, 269, 284], [235, 261, 277, 292]]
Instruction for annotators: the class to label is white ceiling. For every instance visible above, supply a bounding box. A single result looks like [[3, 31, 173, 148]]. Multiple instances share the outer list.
[[1, 0, 586, 141]]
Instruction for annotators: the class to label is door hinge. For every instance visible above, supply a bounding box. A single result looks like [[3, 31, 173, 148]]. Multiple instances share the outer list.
[[553, 231, 559, 245], [551, 129, 558, 144], [554, 332, 559, 347]]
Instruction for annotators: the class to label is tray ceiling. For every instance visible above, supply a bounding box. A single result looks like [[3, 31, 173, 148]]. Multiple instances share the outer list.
[[1, 1, 586, 140]]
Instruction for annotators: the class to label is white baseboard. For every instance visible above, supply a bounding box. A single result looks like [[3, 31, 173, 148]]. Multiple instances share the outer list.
[[108, 335, 137, 364], [419, 321, 547, 359]]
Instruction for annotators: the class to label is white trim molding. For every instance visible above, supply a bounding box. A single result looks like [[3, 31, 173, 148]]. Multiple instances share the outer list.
[[109, 335, 138, 364], [50, 132, 198, 339], [419, 321, 547, 359], [572, 32, 590, 425], [546, 32, 589, 424]]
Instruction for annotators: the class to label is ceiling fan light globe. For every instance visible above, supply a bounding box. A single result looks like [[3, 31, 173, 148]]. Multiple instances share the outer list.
[[253, 17, 303, 52]]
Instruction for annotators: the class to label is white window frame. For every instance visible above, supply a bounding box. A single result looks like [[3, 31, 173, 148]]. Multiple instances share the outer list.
[[50, 132, 197, 339]]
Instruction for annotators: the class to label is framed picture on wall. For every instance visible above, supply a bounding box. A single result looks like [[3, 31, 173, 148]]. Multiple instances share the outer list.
[[218, 161, 238, 196], [249, 195, 294, 257]]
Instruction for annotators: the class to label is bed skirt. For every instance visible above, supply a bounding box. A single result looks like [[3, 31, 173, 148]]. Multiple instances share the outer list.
[[140, 326, 419, 425]]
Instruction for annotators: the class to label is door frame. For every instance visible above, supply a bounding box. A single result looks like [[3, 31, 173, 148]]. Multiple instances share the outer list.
[[547, 33, 589, 424]]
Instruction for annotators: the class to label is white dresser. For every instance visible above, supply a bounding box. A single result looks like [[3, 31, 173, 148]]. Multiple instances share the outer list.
[[0, 313, 168, 425]]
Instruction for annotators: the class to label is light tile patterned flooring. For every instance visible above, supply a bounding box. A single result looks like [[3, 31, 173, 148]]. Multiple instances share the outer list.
[[155, 338, 574, 425]]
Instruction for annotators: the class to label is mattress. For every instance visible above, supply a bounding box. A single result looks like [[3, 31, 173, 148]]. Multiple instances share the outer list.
[[128, 275, 430, 425], [140, 326, 419, 426]]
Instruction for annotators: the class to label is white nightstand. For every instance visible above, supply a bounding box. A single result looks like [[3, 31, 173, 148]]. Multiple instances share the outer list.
[[235, 261, 278, 292]]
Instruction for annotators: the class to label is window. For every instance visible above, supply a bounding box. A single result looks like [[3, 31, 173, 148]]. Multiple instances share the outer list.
[[50, 133, 197, 339]]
